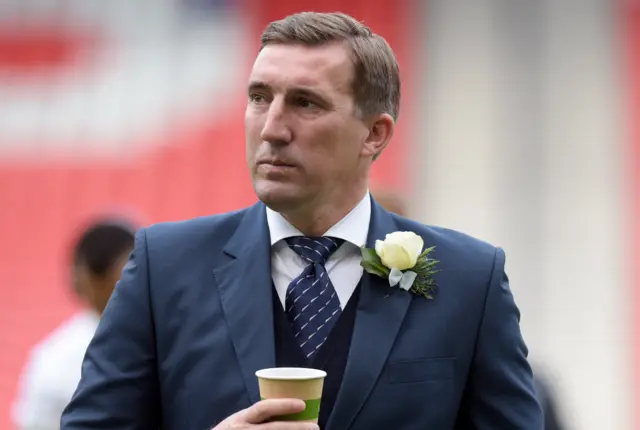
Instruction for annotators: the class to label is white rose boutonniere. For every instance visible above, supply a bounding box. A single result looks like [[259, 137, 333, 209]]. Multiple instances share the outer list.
[[360, 231, 439, 298]]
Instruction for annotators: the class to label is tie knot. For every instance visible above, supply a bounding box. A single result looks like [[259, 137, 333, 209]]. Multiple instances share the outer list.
[[285, 236, 344, 265]]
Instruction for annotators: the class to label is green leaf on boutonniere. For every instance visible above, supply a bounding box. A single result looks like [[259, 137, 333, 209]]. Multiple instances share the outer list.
[[409, 246, 440, 299], [417, 245, 437, 261], [359, 246, 391, 278]]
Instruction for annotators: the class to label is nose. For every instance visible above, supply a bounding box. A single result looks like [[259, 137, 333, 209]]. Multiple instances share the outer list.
[[260, 98, 292, 144]]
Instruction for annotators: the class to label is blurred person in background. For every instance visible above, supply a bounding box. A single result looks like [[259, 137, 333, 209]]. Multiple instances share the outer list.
[[534, 369, 570, 430], [12, 218, 136, 430]]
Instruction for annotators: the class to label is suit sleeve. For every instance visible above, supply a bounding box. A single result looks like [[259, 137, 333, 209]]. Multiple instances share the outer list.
[[60, 228, 161, 429], [456, 247, 544, 430]]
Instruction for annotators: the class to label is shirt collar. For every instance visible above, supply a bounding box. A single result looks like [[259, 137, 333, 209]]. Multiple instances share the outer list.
[[266, 192, 371, 247]]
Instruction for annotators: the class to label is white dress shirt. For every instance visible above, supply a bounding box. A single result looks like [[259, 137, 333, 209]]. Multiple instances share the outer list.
[[12, 310, 100, 430], [267, 192, 371, 309]]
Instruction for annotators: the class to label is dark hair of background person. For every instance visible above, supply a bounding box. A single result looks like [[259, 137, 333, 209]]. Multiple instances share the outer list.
[[70, 219, 136, 296]]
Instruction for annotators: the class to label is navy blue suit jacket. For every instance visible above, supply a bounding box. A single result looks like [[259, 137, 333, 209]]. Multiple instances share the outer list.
[[61, 198, 543, 429]]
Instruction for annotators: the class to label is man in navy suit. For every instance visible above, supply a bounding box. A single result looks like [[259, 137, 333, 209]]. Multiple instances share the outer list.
[[61, 11, 543, 430]]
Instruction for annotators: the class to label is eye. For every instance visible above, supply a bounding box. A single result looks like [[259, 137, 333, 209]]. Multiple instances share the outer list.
[[295, 97, 318, 109], [249, 93, 267, 103]]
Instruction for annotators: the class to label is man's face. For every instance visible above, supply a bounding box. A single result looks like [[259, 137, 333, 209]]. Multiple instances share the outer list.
[[244, 42, 372, 213]]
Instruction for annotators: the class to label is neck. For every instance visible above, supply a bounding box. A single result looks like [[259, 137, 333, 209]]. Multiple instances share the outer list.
[[282, 187, 368, 237]]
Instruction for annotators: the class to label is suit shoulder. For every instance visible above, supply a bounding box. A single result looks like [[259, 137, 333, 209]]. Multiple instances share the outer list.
[[141, 207, 249, 247], [392, 215, 500, 265]]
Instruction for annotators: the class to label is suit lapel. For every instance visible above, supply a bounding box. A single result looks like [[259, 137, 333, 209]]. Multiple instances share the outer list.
[[212, 202, 275, 404], [327, 198, 413, 430]]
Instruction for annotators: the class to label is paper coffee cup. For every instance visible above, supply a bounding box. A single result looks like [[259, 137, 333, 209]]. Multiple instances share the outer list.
[[255, 367, 326, 423]]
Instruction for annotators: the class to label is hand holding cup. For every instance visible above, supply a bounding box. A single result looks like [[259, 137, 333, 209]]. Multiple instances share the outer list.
[[212, 398, 319, 429]]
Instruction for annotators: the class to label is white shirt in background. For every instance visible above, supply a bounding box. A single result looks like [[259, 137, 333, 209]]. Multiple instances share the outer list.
[[12, 310, 99, 430]]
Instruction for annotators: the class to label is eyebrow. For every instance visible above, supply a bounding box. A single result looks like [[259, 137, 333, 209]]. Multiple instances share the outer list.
[[247, 80, 331, 105], [247, 80, 270, 95]]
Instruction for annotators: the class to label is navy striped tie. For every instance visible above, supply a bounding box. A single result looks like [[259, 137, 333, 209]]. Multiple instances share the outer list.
[[285, 236, 344, 359]]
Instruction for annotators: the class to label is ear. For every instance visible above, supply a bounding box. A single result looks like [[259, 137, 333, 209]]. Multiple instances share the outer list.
[[361, 113, 395, 159]]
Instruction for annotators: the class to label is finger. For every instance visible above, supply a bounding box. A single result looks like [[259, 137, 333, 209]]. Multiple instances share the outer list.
[[244, 398, 306, 424], [259, 422, 319, 430]]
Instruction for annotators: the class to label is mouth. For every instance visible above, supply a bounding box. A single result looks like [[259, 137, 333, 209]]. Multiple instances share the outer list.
[[256, 159, 297, 177], [257, 160, 296, 168]]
